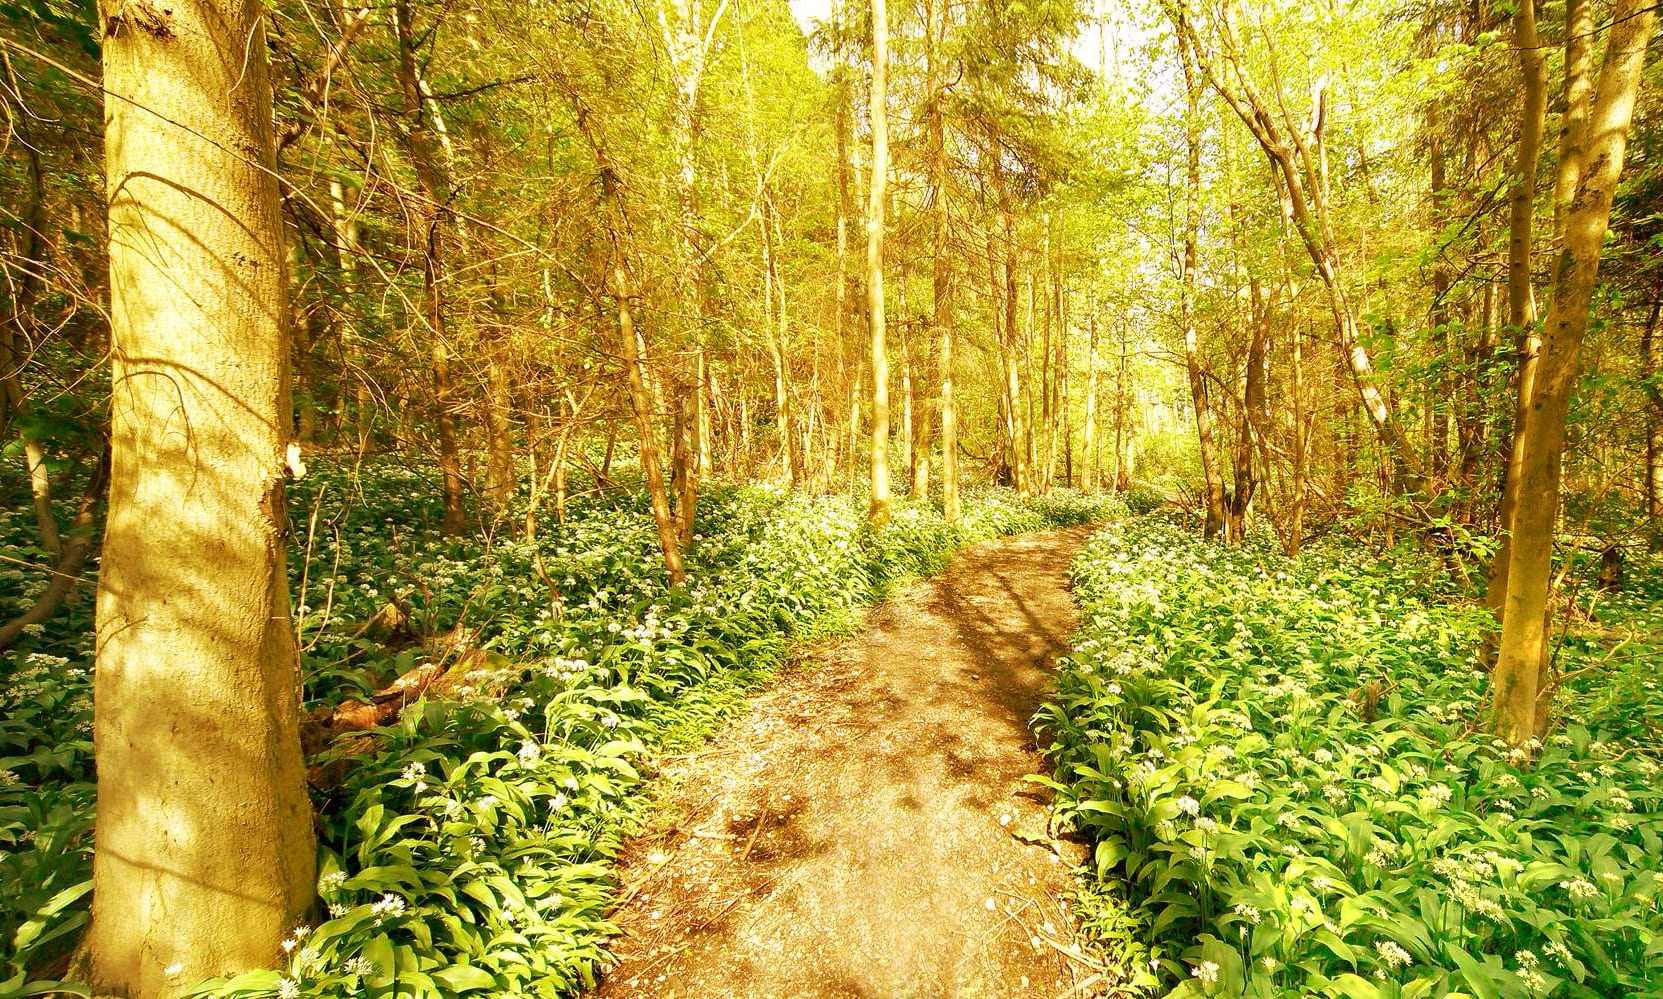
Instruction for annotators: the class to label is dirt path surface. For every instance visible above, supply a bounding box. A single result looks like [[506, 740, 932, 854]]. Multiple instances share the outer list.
[[591, 527, 1104, 999]]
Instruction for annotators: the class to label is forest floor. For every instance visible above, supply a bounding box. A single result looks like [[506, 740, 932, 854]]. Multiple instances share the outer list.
[[590, 526, 1107, 999]]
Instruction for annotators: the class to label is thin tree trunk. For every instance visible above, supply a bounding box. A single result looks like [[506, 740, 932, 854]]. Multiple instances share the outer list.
[[924, 0, 956, 517], [1113, 329, 1129, 491], [1229, 280, 1269, 541], [0, 132, 60, 556], [1644, 291, 1663, 548], [1177, 28, 1227, 537], [900, 331, 914, 486], [1084, 310, 1099, 492], [92, 3, 315, 989], [394, 0, 467, 534], [617, 257, 686, 585], [1488, 0, 1550, 611], [0, 453, 106, 650], [1286, 322, 1308, 555], [866, 0, 891, 525]]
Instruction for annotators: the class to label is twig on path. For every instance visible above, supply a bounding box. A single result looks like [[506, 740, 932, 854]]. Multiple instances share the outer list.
[[663, 747, 747, 762], [1035, 932, 1108, 975], [1054, 972, 1104, 999], [739, 812, 769, 861], [689, 872, 783, 933], [629, 940, 692, 980]]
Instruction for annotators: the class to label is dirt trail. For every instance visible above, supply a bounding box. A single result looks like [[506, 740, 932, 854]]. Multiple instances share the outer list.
[[591, 527, 1103, 999]]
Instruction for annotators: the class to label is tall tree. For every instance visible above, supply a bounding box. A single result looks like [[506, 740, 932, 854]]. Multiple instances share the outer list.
[[1174, 20, 1228, 538], [924, 0, 958, 519], [1486, 0, 1549, 611], [867, 0, 892, 525], [1489, 0, 1656, 745], [1176, 0, 1428, 496], [91, 0, 315, 992]]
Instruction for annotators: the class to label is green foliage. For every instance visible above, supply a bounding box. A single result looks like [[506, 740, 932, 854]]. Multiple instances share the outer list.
[[0, 462, 1120, 998], [1121, 484, 1167, 516], [1036, 519, 1663, 999]]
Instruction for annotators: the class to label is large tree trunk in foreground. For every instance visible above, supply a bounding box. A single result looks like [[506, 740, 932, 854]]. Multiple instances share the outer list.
[[1489, 0, 1655, 746], [92, 1, 316, 991]]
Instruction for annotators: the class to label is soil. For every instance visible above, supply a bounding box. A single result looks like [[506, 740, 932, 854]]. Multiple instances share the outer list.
[[589, 526, 1109, 999]]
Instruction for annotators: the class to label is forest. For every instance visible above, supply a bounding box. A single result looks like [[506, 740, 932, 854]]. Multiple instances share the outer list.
[[0, 0, 1660, 994]]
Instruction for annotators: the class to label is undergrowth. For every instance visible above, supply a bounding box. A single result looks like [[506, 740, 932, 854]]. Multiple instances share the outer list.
[[1036, 519, 1662, 999], [0, 464, 1119, 998]]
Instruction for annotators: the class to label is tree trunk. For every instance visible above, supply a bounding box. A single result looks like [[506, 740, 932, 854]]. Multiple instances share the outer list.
[[1644, 291, 1663, 548], [1113, 329, 1129, 490], [1229, 279, 1269, 541], [0, 135, 60, 556], [92, 2, 316, 990], [1487, 0, 1550, 612], [866, 0, 891, 526], [1489, 0, 1654, 746], [1177, 29, 1227, 537], [1084, 310, 1099, 492], [925, 0, 957, 518], [900, 332, 914, 486], [484, 354, 515, 513], [1286, 322, 1308, 555], [764, 213, 795, 485], [393, 0, 467, 534], [617, 258, 686, 585], [1179, 7, 1426, 496]]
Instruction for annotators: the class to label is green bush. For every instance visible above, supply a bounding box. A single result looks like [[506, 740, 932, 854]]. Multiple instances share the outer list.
[[1122, 484, 1168, 515], [1035, 519, 1663, 999]]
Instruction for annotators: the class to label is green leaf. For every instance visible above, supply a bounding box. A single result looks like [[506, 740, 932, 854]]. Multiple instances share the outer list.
[[432, 964, 499, 992]]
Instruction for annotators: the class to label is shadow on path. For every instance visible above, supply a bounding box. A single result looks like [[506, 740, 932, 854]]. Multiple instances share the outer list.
[[589, 526, 1101, 999]]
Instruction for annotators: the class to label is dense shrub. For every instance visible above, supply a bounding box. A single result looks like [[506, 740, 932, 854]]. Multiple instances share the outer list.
[[1036, 519, 1663, 999], [1121, 484, 1168, 515], [0, 465, 1120, 998]]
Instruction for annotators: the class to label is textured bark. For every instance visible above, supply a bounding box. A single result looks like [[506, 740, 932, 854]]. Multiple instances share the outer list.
[[866, 0, 891, 526], [1489, 0, 1654, 745], [92, 0, 315, 990]]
